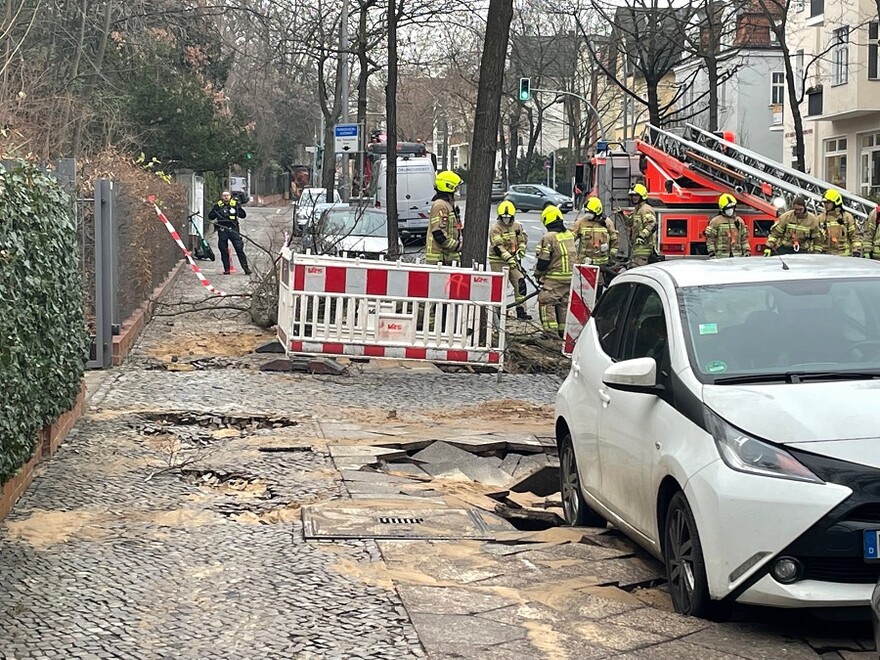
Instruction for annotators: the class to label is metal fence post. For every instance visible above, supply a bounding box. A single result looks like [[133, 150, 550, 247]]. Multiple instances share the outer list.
[[94, 179, 114, 368]]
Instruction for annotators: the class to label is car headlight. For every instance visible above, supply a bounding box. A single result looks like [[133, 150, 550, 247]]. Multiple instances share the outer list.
[[704, 408, 823, 484]]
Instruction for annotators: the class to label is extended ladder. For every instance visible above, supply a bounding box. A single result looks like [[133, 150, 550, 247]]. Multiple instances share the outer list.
[[647, 123, 877, 224]]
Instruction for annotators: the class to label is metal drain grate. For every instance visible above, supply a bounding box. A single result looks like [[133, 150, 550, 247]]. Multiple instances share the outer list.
[[379, 516, 424, 525]]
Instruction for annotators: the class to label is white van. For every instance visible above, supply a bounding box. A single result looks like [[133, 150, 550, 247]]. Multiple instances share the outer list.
[[374, 157, 436, 233]]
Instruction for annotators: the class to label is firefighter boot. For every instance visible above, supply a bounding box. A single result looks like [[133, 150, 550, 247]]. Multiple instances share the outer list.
[[516, 306, 531, 321]]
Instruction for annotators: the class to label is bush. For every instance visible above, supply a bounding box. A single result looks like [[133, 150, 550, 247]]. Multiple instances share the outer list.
[[0, 161, 87, 484]]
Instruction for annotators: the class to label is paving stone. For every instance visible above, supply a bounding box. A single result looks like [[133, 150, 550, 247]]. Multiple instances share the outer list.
[[411, 441, 483, 465], [341, 469, 419, 485], [604, 606, 713, 637], [409, 612, 527, 649], [686, 623, 821, 659], [456, 458, 513, 487], [442, 435, 508, 453], [615, 639, 748, 659], [397, 585, 517, 615], [499, 453, 522, 476]]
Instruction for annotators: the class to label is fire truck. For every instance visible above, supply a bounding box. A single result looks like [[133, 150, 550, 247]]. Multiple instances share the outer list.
[[588, 123, 878, 258]]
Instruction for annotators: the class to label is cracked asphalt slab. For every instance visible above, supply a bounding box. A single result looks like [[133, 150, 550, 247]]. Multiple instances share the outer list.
[[0, 207, 876, 659]]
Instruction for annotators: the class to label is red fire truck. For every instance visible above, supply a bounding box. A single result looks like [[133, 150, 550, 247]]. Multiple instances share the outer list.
[[587, 124, 877, 258]]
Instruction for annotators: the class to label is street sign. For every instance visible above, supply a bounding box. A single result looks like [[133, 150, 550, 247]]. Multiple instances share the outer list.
[[334, 124, 360, 153]]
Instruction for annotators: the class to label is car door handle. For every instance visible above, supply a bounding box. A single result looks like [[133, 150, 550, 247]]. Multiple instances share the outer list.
[[598, 388, 612, 404]]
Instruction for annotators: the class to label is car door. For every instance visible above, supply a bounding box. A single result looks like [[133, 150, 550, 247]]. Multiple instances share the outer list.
[[518, 186, 544, 210], [596, 282, 673, 538], [568, 282, 633, 500]]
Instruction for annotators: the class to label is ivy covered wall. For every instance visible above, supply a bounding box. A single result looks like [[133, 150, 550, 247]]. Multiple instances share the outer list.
[[0, 161, 87, 484]]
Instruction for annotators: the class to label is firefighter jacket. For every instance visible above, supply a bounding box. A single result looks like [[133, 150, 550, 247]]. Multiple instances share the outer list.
[[535, 226, 576, 283], [426, 196, 461, 265], [572, 215, 618, 265], [819, 208, 861, 256], [488, 220, 527, 266], [766, 210, 823, 254], [705, 214, 751, 257], [208, 199, 246, 228], [868, 208, 880, 258], [627, 202, 657, 260]]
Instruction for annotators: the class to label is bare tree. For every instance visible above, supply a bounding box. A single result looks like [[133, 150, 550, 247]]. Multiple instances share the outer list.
[[460, 0, 514, 267], [386, 0, 402, 258]]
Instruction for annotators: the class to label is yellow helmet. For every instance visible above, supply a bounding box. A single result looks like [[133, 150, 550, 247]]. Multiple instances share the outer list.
[[628, 183, 648, 200], [824, 188, 843, 206], [497, 200, 516, 217], [541, 204, 563, 226], [718, 193, 737, 210], [585, 197, 603, 216], [435, 170, 462, 194]]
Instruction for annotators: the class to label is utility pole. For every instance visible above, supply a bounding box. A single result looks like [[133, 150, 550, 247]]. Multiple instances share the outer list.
[[339, 0, 351, 202]]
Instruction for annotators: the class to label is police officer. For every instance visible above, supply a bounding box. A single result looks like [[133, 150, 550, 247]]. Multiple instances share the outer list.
[[626, 183, 657, 266], [488, 200, 530, 320], [819, 189, 861, 257], [764, 196, 823, 255], [426, 170, 463, 266], [535, 204, 576, 338], [705, 194, 751, 258], [208, 191, 250, 275]]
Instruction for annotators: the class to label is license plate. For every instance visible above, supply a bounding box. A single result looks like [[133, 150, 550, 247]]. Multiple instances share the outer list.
[[863, 530, 880, 561]]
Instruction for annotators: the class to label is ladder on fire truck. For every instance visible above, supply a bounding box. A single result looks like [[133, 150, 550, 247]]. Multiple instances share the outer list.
[[646, 123, 878, 225]]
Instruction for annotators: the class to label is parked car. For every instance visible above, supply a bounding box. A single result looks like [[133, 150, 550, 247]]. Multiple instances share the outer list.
[[491, 180, 506, 201], [296, 187, 343, 231], [873, 580, 880, 654], [304, 205, 401, 260], [504, 184, 573, 213], [556, 255, 880, 618]]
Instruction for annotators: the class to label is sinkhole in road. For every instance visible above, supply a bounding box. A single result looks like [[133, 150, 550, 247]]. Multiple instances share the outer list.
[[130, 411, 300, 443]]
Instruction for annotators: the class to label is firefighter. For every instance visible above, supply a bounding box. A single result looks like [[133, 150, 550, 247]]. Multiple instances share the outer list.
[[535, 204, 576, 338], [868, 206, 880, 259], [488, 200, 530, 320], [626, 183, 657, 266], [705, 193, 751, 258], [764, 196, 823, 255], [572, 196, 618, 294], [818, 189, 861, 257], [426, 170, 463, 265]]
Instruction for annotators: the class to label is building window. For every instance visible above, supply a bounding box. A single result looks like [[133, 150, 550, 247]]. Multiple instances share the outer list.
[[771, 72, 785, 104], [824, 137, 847, 188], [810, 0, 824, 17], [807, 88, 823, 116], [770, 21, 781, 44], [795, 50, 805, 98], [860, 132, 880, 198], [870, 23, 879, 81], [832, 27, 849, 85]]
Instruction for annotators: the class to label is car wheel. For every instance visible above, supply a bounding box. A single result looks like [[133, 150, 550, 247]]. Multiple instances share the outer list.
[[559, 434, 605, 528], [664, 491, 731, 620]]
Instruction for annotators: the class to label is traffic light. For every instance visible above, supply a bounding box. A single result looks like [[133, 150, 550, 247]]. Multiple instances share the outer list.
[[518, 78, 531, 102], [245, 153, 253, 161]]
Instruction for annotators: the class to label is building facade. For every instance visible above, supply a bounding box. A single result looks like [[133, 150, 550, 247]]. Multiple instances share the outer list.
[[784, 0, 880, 198]]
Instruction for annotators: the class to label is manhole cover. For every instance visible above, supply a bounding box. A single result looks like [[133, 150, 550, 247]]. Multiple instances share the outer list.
[[302, 506, 492, 540]]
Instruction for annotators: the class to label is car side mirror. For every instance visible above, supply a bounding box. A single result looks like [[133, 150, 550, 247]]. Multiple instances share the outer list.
[[602, 357, 664, 394], [400, 230, 412, 242]]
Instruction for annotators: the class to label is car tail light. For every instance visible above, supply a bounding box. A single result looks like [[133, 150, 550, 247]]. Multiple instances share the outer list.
[[660, 243, 685, 253], [375, 200, 381, 208]]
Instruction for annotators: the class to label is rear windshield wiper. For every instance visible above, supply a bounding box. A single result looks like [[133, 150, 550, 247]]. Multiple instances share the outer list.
[[713, 371, 880, 385]]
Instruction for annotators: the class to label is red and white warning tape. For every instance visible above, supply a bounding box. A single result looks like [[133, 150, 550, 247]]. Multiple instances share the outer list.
[[148, 197, 226, 296]]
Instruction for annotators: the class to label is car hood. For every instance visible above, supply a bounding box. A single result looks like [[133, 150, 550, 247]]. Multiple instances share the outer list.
[[332, 235, 390, 253], [702, 380, 880, 444]]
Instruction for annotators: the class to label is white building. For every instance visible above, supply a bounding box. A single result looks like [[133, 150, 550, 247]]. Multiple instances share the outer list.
[[784, 0, 880, 197]]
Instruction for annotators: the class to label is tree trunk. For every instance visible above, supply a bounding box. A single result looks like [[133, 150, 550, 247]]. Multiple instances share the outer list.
[[646, 82, 662, 137], [460, 0, 514, 268], [780, 41, 806, 171], [355, 0, 371, 195], [706, 55, 719, 132], [498, 123, 508, 189], [385, 0, 401, 259], [321, 51, 345, 193]]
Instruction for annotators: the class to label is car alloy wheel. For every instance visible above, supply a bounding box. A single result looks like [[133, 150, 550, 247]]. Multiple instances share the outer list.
[[664, 491, 730, 620], [559, 434, 605, 527]]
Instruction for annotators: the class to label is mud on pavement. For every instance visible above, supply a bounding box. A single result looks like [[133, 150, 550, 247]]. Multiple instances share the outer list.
[[0, 207, 874, 660]]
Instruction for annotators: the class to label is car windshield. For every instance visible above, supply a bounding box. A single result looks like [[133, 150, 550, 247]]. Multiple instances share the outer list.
[[322, 208, 387, 238], [534, 185, 558, 196], [679, 278, 880, 383]]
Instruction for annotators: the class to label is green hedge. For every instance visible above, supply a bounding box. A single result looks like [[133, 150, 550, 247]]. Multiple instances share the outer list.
[[0, 161, 87, 485]]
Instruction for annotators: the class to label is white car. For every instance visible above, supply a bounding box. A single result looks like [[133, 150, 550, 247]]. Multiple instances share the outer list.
[[555, 255, 880, 618], [304, 205, 401, 260], [296, 188, 343, 230]]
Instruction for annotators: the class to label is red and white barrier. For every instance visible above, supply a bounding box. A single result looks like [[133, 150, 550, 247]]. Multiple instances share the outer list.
[[563, 265, 600, 356], [277, 250, 508, 369]]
